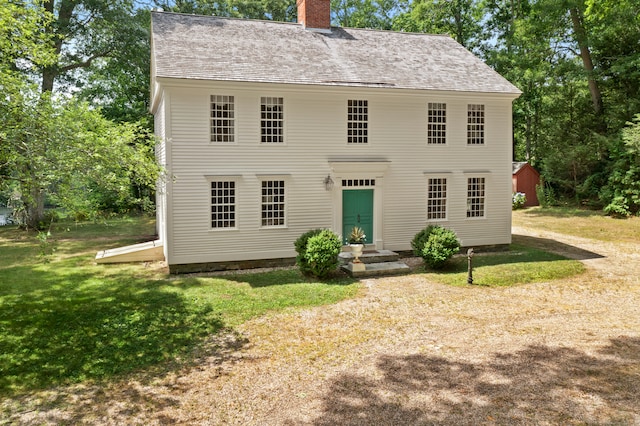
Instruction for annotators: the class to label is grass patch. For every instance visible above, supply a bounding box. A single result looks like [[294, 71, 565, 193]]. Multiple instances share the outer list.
[[419, 244, 585, 287], [513, 207, 640, 243], [0, 218, 359, 396]]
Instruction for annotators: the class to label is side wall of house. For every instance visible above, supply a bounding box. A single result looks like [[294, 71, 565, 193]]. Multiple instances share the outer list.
[[154, 93, 170, 260], [162, 81, 515, 266]]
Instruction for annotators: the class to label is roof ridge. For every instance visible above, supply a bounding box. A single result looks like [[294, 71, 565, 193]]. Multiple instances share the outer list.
[[151, 10, 452, 38]]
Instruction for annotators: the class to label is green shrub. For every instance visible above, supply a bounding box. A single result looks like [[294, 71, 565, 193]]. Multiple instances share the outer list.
[[411, 225, 438, 257], [512, 192, 527, 209], [604, 196, 632, 218], [535, 182, 557, 207], [421, 226, 460, 269], [294, 229, 323, 275], [304, 229, 342, 278]]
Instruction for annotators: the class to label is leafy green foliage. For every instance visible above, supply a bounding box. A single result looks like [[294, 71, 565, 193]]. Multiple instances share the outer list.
[[411, 225, 438, 257], [304, 229, 342, 278], [392, 0, 483, 49], [536, 183, 558, 208], [294, 229, 323, 275], [1, 93, 160, 228], [601, 115, 640, 216], [421, 226, 460, 269]]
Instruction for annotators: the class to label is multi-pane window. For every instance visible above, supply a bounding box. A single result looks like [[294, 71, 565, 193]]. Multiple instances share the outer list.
[[342, 179, 375, 187], [427, 103, 446, 144], [347, 99, 368, 144], [467, 177, 485, 218], [261, 97, 284, 143], [427, 178, 447, 220], [467, 104, 485, 145], [261, 180, 285, 226], [210, 95, 235, 143], [211, 181, 236, 228]]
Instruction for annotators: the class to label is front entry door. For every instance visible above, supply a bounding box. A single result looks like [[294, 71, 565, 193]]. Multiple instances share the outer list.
[[342, 189, 374, 244]]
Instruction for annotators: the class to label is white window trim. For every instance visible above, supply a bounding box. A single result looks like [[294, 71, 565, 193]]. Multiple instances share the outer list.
[[259, 96, 286, 145], [210, 94, 237, 144], [347, 99, 369, 145], [424, 174, 449, 221], [206, 175, 240, 231], [467, 103, 486, 146], [258, 175, 288, 229], [427, 102, 447, 145], [465, 174, 488, 220]]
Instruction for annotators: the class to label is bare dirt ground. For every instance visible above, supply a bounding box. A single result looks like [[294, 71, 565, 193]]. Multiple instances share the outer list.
[[4, 224, 640, 425]]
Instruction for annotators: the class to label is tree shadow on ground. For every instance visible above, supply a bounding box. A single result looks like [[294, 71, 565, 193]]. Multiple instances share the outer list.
[[512, 234, 605, 261], [0, 265, 225, 396], [311, 337, 640, 425], [518, 207, 605, 219]]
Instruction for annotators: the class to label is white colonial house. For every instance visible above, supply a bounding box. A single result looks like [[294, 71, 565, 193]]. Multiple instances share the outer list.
[[149, 0, 521, 273]]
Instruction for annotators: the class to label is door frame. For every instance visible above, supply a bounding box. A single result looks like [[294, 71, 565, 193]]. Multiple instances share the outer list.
[[328, 161, 390, 250]]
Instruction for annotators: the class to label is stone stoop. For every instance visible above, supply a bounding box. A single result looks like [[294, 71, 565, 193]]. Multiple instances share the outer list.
[[339, 249, 411, 278]]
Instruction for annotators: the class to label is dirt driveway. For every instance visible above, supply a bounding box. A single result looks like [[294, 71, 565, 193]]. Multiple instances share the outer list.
[[8, 225, 640, 425]]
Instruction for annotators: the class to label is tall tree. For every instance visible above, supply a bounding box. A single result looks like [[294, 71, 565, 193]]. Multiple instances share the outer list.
[[392, 0, 483, 49], [39, 0, 141, 94], [1, 1, 159, 228], [332, 0, 397, 29]]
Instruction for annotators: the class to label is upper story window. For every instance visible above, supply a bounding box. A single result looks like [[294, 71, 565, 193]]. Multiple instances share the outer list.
[[211, 181, 236, 228], [348, 99, 368, 144], [467, 104, 485, 145], [427, 102, 446, 144], [210, 95, 235, 143], [467, 177, 485, 218], [261, 97, 284, 143], [427, 177, 447, 220], [261, 180, 285, 227]]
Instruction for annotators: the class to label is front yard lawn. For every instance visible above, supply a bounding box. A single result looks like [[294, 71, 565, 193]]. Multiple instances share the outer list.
[[0, 217, 359, 396]]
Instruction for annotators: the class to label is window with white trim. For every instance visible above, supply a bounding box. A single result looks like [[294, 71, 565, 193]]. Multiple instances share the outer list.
[[261, 97, 284, 143], [210, 95, 235, 142], [347, 99, 368, 144], [211, 181, 236, 228], [261, 180, 285, 226], [467, 177, 485, 218], [427, 177, 447, 220], [467, 104, 485, 145], [427, 102, 446, 144]]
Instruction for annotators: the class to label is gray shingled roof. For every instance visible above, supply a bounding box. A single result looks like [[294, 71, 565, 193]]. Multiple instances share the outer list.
[[151, 11, 521, 94]]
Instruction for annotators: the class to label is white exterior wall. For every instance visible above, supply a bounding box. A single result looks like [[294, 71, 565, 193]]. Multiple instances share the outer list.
[[156, 80, 516, 266]]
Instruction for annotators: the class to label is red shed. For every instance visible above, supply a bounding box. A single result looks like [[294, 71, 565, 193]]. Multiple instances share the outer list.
[[512, 162, 540, 206]]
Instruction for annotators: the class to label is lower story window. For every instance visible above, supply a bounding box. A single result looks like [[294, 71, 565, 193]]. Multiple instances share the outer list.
[[211, 181, 235, 228], [261, 180, 285, 226], [427, 177, 447, 220], [467, 177, 485, 218]]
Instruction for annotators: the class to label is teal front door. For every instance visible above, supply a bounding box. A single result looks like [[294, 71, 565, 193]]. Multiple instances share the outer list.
[[342, 189, 374, 244]]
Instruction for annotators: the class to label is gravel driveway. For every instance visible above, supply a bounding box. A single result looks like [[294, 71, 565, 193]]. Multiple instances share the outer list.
[[7, 224, 640, 425]]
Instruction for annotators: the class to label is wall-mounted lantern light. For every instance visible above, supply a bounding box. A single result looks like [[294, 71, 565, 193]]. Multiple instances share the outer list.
[[324, 175, 334, 191]]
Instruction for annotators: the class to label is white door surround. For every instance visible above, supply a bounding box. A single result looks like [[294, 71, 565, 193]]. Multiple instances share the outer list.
[[328, 160, 390, 250]]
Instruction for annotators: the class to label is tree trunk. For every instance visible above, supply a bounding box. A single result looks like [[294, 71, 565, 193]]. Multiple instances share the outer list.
[[569, 7, 604, 122]]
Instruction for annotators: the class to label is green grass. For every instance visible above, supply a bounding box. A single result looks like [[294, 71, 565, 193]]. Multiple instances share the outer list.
[[419, 244, 585, 287], [0, 218, 359, 396], [513, 206, 640, 243]]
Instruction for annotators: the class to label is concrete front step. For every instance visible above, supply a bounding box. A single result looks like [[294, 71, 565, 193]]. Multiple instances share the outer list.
[[339, 249, 400, 265], [340, 261, 411, 278]]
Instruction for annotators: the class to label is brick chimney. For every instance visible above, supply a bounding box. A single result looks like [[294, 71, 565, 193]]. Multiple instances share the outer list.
[[297, 0, 331, 30]]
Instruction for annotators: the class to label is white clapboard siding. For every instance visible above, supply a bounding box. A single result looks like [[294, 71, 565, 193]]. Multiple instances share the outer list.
[[157, 81, 516, 266]]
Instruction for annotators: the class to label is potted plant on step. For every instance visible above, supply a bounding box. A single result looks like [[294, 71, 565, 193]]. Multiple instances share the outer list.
[[348, 226, 366, 263]]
